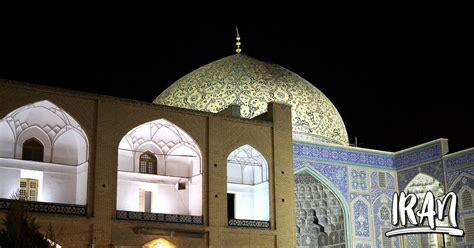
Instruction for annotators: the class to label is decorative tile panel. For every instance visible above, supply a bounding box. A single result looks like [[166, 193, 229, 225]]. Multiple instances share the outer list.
[[394, 142, 442, 169], [294, 142, 394, 169], [397, 160, 444, 191], [450, 175, 474, 193], [294, 140, 444, 170], [371, 172, 396, 201], [445, 150, 474, 169], [373, 194, 399, 248], [350, 169, 368, 192], [352, 197, 370, 238], [447, 167, 474, 188]]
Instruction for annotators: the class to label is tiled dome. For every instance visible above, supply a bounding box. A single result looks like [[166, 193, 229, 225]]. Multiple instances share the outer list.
[[154, 54, 348, 145]]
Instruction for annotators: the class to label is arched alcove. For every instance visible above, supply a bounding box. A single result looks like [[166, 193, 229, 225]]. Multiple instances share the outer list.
[[404, 173, 449, 247], [116, 119, 202, 217], [461, 189, 473, 210], [16, 126, 52, 162], [22, 138, 44, 162], [294, 169, 348, 248], [226, 144, 269, 222], [0, 100, 89, 205]]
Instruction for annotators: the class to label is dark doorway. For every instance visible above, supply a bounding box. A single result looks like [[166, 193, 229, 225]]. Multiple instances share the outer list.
[[22, 138, 44, 162], [227, 193, 235, 219]]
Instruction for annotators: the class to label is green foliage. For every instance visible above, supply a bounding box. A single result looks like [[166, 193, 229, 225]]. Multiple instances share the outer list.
[[0, 201, 56, 248]]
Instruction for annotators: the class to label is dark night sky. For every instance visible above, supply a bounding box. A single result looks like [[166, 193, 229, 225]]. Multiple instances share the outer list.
[[1, 23, 472, 153]]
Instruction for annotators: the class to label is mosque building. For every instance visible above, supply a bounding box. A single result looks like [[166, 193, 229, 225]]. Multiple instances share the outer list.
[[0, 32, 473, 248]]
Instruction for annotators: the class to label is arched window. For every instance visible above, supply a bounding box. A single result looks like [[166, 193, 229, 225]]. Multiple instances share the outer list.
[[380, 206, 390, 221], [22, 138, 44, 162], [139, 152, 157, 174], [462, 190, 473, 210]]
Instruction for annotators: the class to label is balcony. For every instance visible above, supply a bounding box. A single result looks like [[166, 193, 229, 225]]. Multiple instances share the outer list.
[[116, 210, 202, 225]]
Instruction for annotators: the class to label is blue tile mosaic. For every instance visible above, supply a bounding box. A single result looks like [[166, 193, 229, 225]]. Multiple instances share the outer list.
[[351, 169, 368, 191], [397, 160, 444, 191], [371, 172, 395, 201], [294, 159, 348, 200], [293, 141, 444, 170], [372, 193, 399, 248], [353, 197, 370, 238], [450, 175, 474, 193], [394, 142, 442, 169], [447, 167, 474, 188], [445, 150, 474, 169], [293, 142, 394, 169]]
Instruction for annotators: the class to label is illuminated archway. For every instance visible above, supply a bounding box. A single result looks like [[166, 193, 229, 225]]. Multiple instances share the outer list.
[[0, 100, 89, 205], [226, 144, 269, 221], [117, 119, 202, 216], [404, 173, 448, 247]]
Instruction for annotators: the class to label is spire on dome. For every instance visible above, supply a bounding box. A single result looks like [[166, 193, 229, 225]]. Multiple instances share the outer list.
[[235, 26, 242, 54]]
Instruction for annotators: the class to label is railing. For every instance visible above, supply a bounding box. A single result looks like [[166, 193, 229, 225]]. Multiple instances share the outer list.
[[116, 210, 203, 225], [228, 218, 271, 229], [0, 198, 86, 216]]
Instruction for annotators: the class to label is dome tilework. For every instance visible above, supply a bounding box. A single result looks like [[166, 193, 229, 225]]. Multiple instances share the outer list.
[[154, 54, 349, 145]]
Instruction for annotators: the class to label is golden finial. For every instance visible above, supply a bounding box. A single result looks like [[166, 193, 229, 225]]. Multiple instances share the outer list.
[[235, 26, 242, 54]]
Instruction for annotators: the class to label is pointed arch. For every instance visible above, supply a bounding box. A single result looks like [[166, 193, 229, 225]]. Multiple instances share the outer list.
[[227, 144, 268, 185], [139, 151, 157, 174], [132, 141, 165, 173], [118, 118, 202, 177], [449, 172, 474, 192], [227, 144, 270, 222], [405, 173, 445, 203], [460, 186, 474, 210], [117, 118, 202, 217], [1, 100, 89, 165], [351, 195, 372, 239], [403, 172, 446, 247], [0, 100, 89, 205], [294, 166, 350, 248], [16, 126, 51, 162], [22, 138, 44, 162], [373, 194, 392, 222]]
